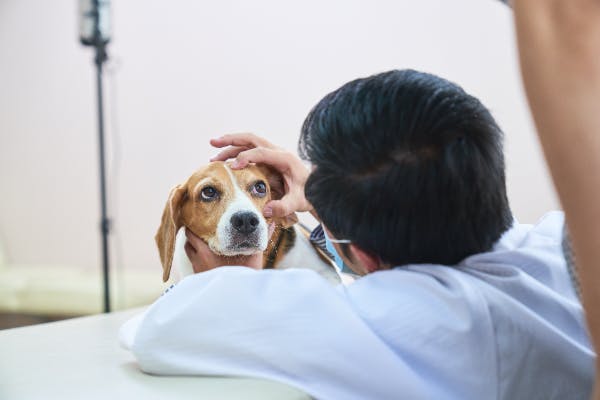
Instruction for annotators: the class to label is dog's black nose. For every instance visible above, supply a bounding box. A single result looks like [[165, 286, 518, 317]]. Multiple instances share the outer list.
[[231, 211, 260, 234]]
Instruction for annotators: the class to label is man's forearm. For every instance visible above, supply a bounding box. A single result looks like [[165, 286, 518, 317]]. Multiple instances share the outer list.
[[513, 1, 600, 394]]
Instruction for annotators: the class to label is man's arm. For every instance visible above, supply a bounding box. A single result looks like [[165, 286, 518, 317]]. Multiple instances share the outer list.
[[512, 0, 600, 394]]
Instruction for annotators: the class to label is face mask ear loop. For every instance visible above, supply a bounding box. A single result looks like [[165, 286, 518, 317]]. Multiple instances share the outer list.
[[323, 229, 352, 273], [329, 238, 352, 244]]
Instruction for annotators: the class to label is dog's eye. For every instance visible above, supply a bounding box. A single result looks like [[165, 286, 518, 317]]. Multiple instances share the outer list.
[[251, 181, 267, 197], [200, 186, 219, 201]]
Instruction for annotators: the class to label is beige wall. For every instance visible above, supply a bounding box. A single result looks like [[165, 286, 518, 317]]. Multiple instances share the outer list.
[[0, 0, 559, 274]]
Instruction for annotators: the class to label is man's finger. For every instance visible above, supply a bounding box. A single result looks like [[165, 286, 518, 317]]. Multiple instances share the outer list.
[[185, 228, 203, 247], [184, 241, 196, 258], [231, 148, 292, 173], [210, 146, 247, 162], [210, 133, 275, 150]]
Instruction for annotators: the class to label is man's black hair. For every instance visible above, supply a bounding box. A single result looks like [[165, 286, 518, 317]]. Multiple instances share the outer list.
[[299, 69, 512, 267]]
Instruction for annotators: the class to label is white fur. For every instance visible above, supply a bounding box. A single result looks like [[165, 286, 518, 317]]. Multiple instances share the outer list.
[[277, 226, 343, 285], [173, 227, 194, 280], [213, 164, 268, 256]]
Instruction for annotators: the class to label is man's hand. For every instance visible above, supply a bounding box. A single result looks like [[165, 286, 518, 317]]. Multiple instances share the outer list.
[[210, 133, 314, 219], [184, 228, 263, 272]]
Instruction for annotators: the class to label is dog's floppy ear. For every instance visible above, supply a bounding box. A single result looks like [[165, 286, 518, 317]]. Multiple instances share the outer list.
[[155, 183, 188, 282], [258, 164, 299, 228]]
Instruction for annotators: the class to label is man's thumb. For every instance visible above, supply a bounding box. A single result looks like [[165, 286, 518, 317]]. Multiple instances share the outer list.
[[264, 199, 294, 219]]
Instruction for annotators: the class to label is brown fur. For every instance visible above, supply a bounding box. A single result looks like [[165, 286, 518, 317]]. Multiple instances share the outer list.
[[263, 226, 296, 269]]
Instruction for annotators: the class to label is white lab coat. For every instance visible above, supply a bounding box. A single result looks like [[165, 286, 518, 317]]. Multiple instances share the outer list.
[[120, 212, 595, 399]]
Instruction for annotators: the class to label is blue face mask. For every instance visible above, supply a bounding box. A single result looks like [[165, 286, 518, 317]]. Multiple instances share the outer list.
[[323, 229, 352, 274]]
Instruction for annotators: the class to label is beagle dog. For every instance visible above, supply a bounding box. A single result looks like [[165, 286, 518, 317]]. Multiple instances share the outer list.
[[155, 161, 341, 284]]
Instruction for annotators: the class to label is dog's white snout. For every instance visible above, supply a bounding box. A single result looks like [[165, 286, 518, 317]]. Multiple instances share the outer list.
[[213, 164, 269, 256], [217, 207, 268, 256]]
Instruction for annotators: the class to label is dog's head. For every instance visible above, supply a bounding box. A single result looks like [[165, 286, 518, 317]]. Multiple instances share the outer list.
[[156, 161, 296, 282]]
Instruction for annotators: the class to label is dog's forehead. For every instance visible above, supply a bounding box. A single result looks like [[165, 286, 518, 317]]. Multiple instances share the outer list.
[[187, 162, 267, 189], [187, 162, 231, 188], [229, 164, 268, 184]]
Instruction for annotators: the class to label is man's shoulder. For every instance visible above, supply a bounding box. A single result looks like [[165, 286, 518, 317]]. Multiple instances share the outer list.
[[461, 210, 575, 298], [344, 266, 493, 336], [494, 211, 564, 252]]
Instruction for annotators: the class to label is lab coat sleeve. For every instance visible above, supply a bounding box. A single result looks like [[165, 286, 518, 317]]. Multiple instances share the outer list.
[[119, 267, 434, 400]]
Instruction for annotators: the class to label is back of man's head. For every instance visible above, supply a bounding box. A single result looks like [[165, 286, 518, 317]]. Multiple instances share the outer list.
[[300, 69, 512, 267]]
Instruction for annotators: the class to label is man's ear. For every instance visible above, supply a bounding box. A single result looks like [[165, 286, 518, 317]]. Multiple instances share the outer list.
[[349, 244, 381, 275]]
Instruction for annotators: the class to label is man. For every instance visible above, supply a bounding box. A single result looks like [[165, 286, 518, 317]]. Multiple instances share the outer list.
[[121, 70, 594, 399]]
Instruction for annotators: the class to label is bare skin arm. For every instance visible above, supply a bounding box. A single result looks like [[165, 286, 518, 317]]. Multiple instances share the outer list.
[[512, 0, 600, 394]]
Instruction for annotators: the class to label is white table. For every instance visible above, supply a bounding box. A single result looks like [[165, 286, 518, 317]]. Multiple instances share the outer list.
[[0, 308, 310, 400]]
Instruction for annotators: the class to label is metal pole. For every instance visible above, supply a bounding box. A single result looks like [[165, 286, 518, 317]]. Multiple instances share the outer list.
[[93, 0, 111, 313]]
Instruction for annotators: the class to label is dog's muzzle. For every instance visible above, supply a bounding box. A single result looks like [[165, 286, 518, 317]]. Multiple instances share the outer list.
[[222, 211, 266, 254], [230, 211, 260, 234]]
